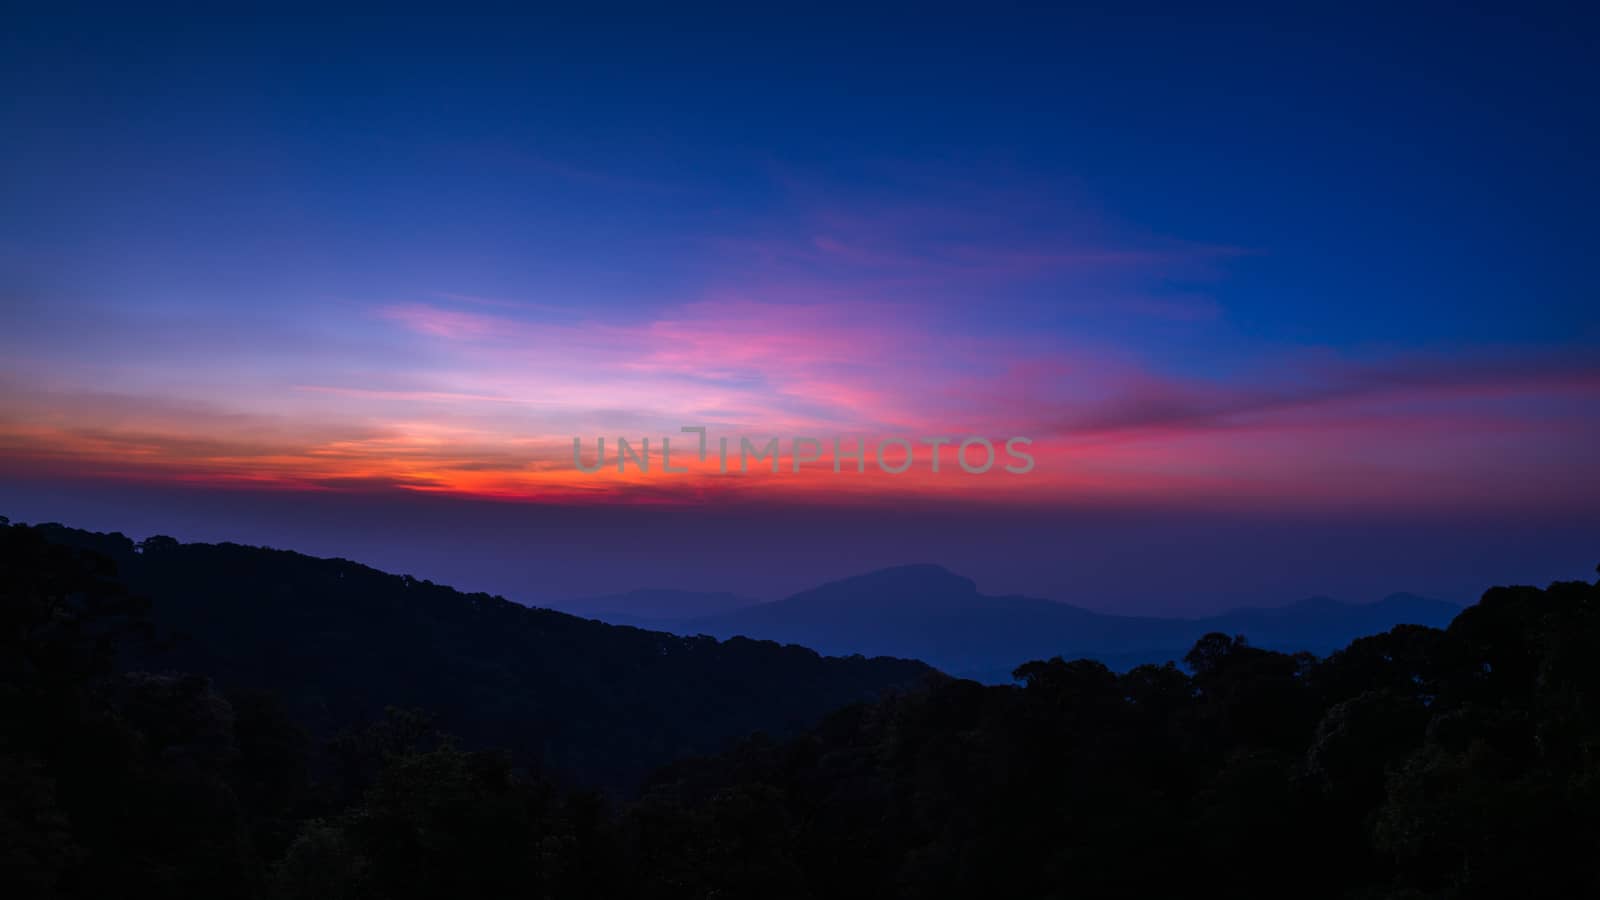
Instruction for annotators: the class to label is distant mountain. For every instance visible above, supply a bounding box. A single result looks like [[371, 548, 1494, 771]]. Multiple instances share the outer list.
[[25, 523, 933, 789], [668, 564, 1463, 682], [548, 588, 763, 627]]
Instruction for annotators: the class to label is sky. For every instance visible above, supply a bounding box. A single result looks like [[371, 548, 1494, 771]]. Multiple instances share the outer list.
[[2, 6, 1597, 613]]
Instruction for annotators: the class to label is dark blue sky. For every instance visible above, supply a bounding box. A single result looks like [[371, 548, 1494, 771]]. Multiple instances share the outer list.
[[8, 5, 1595, 349]]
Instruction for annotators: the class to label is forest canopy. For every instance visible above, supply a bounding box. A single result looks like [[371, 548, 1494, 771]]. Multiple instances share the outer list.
[[2, 518, 1596, 899]]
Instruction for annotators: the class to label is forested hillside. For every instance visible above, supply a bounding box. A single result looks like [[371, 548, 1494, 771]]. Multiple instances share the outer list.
[[14, 521, 932, 789], [4, 517, 1596, 899]]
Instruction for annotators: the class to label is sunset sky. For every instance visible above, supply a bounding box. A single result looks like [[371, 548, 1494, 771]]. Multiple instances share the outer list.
[[3, 8, 1596, 611]]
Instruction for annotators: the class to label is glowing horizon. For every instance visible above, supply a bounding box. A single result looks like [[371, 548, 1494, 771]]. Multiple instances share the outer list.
[[4, 282, 1596, 513]]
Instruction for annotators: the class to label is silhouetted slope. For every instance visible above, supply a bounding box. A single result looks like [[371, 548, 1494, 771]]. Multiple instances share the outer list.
[[9, 516, 1597, 899], [30, 523, 933, 788], [679, 564, 1461, 680]]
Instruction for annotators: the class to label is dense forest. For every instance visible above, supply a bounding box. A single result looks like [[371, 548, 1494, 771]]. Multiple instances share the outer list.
[[16, 521, 931, 789], [3, 517, 1597, 898]]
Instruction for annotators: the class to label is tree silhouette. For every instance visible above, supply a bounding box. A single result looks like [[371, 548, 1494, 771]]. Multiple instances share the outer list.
[[5, 518, 1599, 899]]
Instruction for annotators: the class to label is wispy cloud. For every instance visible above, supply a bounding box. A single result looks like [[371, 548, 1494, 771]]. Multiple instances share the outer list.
[[2, 168, 1593, 514]]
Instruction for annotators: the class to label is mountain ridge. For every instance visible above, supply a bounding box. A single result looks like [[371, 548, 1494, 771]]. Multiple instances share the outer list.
[[590, 563, 1464, 682], [19, 520, 935, 789]]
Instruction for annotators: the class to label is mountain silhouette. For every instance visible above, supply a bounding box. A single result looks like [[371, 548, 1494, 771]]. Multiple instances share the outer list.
[[9, 514, 1594, 900], [619, 564, 1465, 681], [25, 522, 932, 788]]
